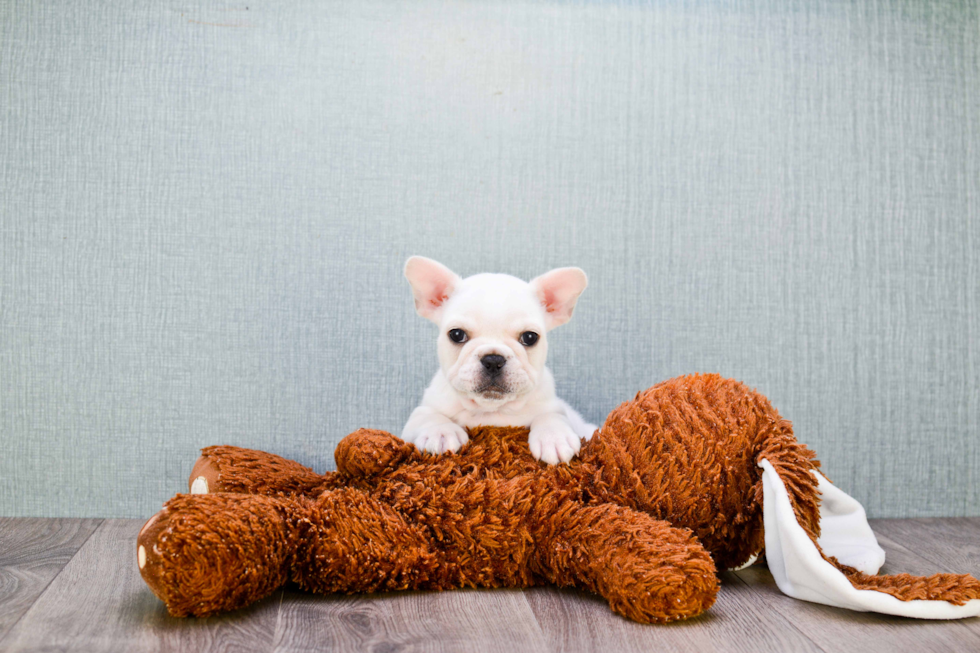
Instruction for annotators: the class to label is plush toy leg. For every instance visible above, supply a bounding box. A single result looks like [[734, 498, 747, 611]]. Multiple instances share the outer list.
[[287, 488, 439, 595], [138, 489, 441, 617], [536, 503, 719, 623], [759, 459, 980, 619], [187, 445, 337, 497]]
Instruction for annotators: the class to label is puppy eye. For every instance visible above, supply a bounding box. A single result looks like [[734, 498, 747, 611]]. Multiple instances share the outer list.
[[519, 331, 539, 347], [448, 329, 468, 344]]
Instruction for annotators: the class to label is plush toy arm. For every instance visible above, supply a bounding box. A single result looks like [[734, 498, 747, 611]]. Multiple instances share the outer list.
[[188, 445, 338, 497], [334, 428, 420, 478], [535, 502, 719, 623]]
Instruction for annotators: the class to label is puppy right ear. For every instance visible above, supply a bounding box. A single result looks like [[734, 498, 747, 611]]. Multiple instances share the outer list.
[[404, 256, 461, 323]]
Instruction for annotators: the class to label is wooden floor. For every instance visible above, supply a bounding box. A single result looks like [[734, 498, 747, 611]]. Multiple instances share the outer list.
[[0, 518, 978, 652]]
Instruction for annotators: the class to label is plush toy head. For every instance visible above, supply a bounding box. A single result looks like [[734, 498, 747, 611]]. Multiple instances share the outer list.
[[137, 374, 980, 622]]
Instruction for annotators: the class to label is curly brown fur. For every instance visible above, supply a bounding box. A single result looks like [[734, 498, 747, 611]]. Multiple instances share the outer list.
[[139, 374, 980, 621], [142, 452, 719, 621], [138, 493, 300, 617]]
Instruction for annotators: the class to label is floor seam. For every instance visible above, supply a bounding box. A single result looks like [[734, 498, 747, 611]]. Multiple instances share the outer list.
[[518, 589, 558, 653], [269, 588, 286, 653]]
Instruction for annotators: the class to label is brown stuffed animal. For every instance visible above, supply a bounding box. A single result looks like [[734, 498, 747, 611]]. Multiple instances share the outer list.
[[136, 374, 980, 623]]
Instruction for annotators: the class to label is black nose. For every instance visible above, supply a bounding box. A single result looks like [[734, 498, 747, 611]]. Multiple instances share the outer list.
[[480, 354, 507, 375]]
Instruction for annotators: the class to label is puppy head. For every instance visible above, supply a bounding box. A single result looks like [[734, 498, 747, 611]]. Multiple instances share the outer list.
[[405, 256, 587, 409]]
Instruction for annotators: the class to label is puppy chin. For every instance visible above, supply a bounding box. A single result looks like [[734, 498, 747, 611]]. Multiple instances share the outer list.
[[448, 376, 528, 409], [470, 384, 515, 409]]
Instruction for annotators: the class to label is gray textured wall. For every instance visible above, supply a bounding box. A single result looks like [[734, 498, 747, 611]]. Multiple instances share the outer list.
[[2, 0, 978, 519]]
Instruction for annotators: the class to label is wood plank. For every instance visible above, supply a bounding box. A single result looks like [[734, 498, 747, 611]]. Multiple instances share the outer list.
[[0, 517, 102, 641], [2, 518, 976, 652], [869, 517, 980, 574], [730, 519, 980, 653], [0, 519, 283, 653], [272, 587, 549, 653], [524, 571, 823, 653]]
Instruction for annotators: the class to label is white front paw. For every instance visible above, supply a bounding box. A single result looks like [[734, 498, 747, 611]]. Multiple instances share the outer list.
[[528, 423, 582, 465], [410, 422, 469, 455]]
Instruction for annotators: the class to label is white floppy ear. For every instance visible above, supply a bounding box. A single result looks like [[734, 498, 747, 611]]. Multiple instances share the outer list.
[[404, 256, 461, 323], [530, 267, 588, 330]]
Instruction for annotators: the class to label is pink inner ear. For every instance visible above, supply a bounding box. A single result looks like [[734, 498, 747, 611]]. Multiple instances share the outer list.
[[416, 277, 452, 312], [428, 288, 449, 308], [541, 288, 560, 314], [405, 257, 460, 321], [532, 268, 586, 327]]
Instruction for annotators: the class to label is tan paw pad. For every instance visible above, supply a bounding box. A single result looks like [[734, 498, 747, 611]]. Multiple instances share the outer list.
[[190, 476, 209, 494]]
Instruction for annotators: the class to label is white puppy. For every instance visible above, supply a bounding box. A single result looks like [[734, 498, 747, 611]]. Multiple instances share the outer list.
[[401, 256, 597, 464]]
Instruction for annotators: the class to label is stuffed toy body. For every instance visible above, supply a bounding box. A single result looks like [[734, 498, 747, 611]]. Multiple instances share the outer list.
[[137, 374, 980, 622]]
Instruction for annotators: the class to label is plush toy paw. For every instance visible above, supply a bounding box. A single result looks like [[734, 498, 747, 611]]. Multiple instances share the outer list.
[[188, 455, 220, 494], [528, 422, 581, 464], [137, 494, 298, 617], [411, 422, 469, 455], [334, 429, 418, 478]]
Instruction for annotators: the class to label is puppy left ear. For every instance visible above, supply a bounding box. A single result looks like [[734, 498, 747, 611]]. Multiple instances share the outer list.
[[530, 267, 588, 330], [404, 256, 462, 323]]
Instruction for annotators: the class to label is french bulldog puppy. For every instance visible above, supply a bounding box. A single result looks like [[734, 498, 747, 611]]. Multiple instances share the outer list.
[[401, 256, 597, 464]]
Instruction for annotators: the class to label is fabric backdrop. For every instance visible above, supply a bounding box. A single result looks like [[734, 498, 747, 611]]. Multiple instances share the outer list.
[[2, 0, 977, 518]]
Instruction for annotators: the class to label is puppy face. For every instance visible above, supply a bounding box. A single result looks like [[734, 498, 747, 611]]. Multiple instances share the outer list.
[[405, 257, 587, 409], [437, 273, 548, 406]]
